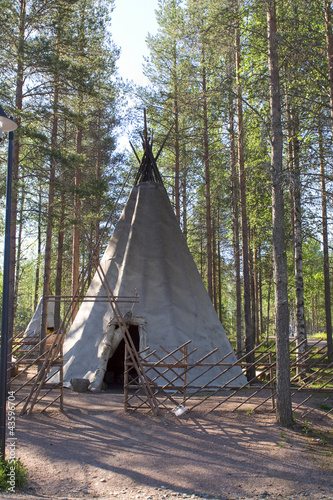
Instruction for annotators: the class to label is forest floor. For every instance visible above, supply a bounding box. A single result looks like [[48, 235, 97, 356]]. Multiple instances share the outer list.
[[4, 389, 333, 500]]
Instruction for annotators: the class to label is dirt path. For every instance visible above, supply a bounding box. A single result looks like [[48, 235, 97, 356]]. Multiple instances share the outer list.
[[4, 390, 333, 500]]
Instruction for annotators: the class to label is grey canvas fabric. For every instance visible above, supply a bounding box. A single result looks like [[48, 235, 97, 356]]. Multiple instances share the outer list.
[[62, 182, 246, 390], [22, 298, 55, 350]]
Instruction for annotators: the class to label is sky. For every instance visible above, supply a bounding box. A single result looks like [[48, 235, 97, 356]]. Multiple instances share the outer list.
[[111, 0, 160, 86]]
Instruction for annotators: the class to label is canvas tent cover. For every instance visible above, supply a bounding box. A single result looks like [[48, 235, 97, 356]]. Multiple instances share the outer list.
[[22, 297, 55, 352], [62, 181, 246, 390]]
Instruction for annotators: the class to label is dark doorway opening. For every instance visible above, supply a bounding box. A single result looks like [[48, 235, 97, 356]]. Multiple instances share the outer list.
[[103, 325, 140, 389]]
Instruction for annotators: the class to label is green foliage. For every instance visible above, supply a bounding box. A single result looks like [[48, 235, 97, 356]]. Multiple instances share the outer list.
[[1, 0, 333, 353], [319, 403, 332, 412], [15, 257, 38, 331], [0, 458, 27, 492], [302, 240, 326, 332], [0, 0, 121, 327]]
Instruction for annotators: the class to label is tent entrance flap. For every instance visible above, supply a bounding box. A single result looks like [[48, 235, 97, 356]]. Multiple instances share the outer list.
[[103, 325, 140, 388]]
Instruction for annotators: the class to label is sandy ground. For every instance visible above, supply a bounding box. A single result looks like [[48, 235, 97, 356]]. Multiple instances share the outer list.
[[2, 389, 333, 500]]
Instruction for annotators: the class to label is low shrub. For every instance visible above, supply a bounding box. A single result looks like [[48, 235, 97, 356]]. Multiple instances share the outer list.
[[0, 457, 27, 492]]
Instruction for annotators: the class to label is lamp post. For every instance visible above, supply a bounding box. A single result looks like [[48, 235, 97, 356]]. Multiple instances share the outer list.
[[0, 105, 17, 459]]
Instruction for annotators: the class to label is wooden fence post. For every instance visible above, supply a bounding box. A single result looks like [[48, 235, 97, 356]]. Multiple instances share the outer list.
[[124, 344, 129, 412], [269, 352, 275, 409], [183, 344, 188, 406]]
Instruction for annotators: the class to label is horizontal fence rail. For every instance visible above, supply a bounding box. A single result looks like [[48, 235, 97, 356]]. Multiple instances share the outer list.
[[124, 338, 333, 421]]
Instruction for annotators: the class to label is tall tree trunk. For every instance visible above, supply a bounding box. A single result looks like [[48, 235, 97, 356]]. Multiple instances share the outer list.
[[286, 89, 295, 242], [54, 193, 65, 333], [235, 20, 254, 376], [174, 96, 180, 223], [212, 212, 217, 310], [170, 39, 180, 222], [324, 0, 333, 125], [8, 0, 26, 346], [311, 294, 315, 335], [217, 208, 222, 321], [71, 126, 82, 321], [323, 0, 333, 360], [14, 189, 25, 325], [40, 83, 59, 351], [249, 241, 256, 344], [181, 165, 187, 239], [202, 59, 213, 300], [258, 246, 263, 337], [71, 3, 86, 319], [267, 0, 293, 426], [34, 187, 42, 310], [316, 293, 319, 333], [318, 120, 333, 359], [254, 245, 260, 344], [95, 108, 102, 257], [229, 62, 243, 357], [285, 91, 296, 343], [290, 109, 307, 364], [266, 271, 272, 341]]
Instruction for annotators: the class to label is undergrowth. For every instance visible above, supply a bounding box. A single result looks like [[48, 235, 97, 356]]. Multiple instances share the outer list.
[[0, 458, 27, 492]]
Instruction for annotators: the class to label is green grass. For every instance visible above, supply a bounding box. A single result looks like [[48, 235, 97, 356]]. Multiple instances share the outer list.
[[319, 403, 333, 411], [0, 458, 27, 492], [298, 421, 333, 447], [310, 332, 326, 340], [276, 441, 286, 448]]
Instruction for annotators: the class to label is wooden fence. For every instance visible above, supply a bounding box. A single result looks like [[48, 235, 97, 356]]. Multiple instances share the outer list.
[[124, 338, 333, 420]]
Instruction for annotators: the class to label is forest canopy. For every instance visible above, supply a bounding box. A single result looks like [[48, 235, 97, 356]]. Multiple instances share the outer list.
[[1, 0, 333, 371]]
